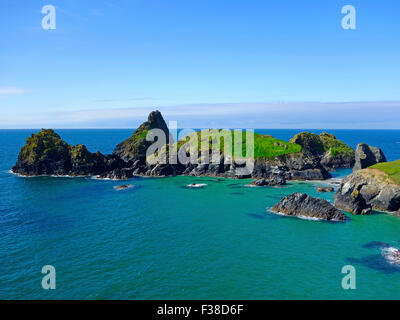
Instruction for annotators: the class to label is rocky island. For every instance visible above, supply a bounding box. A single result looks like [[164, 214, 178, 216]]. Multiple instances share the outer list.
[[12, 110, 400, 219], [12, 110, 357, 181]]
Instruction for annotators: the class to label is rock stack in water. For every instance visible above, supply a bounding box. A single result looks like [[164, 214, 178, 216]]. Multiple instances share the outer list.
[[353, 143, 386, 171], [271, 192, 346, 221]]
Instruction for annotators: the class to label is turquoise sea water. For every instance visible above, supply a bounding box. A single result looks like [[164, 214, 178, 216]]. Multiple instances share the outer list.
[[1, 129, 400, 300]]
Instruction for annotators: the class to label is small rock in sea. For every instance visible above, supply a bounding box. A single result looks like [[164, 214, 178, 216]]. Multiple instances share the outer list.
[[249, 176, 286, 187], [317, 186, 334, 193], [186, 183, 207, 188], [381, 247, 400, 266], [271, 192, 347, 222], [114, 184, 134, 191], [393, 210, 400, 218]]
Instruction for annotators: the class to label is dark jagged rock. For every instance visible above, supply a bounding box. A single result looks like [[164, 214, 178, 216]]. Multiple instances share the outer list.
[[289, 132, 355, 171], [12, 129, 72, 176], [252, 152, 331, 181], [97, 168, 134, 180], [271, 192, 346, 221], [317, 186, 334, 193], [114, 184, 134, 190], [113, 110, 172, 163], [334, 168, 400, 214], [69, 145, 113, 176], [249, 175, 286, 186], [353, 143, 387, 171]]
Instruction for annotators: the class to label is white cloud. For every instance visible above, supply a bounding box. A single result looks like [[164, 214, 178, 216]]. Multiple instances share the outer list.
[[2, 101, 400, 129], [0, 87, 33, 96]]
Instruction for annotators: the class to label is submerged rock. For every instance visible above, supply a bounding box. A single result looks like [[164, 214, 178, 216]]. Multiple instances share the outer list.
[[317, 186, 334, 193], [271, 192, 346, 221], [334, 168, 400, 214], [353, 143, 386, 171], [114, 184, 134, 190]]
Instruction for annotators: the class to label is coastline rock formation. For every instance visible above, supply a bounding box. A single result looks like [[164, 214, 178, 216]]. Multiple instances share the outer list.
[[12, 129, 125, 177], [249, 175, 286, 186], [289, 132, 355, 171], [334, 167, 400, 214], [113, 110, 171, 163], [271, 192, 346, 221], [12, 111, 363, 181], [353, 143, 387, 171]]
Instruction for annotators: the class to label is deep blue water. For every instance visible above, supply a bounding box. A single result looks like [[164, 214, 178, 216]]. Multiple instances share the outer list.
[[1, 129, 400, 300]]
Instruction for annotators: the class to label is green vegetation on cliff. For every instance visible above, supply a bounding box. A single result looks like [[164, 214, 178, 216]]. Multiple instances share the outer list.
[[172, 130, 302, 159], [290, 131, 354, 157], [319, 132, 354, 157], [371, 160, 400, 185], [113, 110, 169, 161], [19, 129, 70, 165]]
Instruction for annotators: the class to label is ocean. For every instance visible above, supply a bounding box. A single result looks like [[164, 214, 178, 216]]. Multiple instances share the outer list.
[[1, 129, 400, 300]]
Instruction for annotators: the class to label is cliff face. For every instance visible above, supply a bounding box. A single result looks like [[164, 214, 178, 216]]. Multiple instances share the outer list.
[[141, 129, 330, 179], [353, 143, 387, 171], [334, 168, 400, 214], [112, 110, 171, 163], [289, 132, 355, 171]]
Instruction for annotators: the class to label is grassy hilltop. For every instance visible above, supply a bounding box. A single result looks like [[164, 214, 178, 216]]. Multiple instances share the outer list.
[[371, 160, 400, 185], [173, 130, 302, 160]]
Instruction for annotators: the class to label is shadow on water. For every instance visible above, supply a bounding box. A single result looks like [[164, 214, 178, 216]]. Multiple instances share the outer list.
[[347, 255, 400, 274], [363, 241, 392, 249], [348, 241, 400, 274], [246, 213, 268, 220], [231, 192, 244, 195], [227, 184, 243, 189]]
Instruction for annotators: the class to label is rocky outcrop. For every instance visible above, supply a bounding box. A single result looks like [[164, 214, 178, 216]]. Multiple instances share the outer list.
[[271, 192, 347, 221], [97, 168, 134, 180], [12, 129, 124, 177], [334, 168, 400, 214], [353, 143, 387, 171], [290, 132, 355, 171], [114, 184, 134, 191], [317, 187, 334, 193], [11, 112, 365, 182], [113, 110, 172, 164], [12, 129, 72, 176], [249, 175, 286, 186]]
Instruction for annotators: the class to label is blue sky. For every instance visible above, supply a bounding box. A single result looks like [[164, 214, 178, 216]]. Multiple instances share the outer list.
[[0, 0, 399, 128]]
